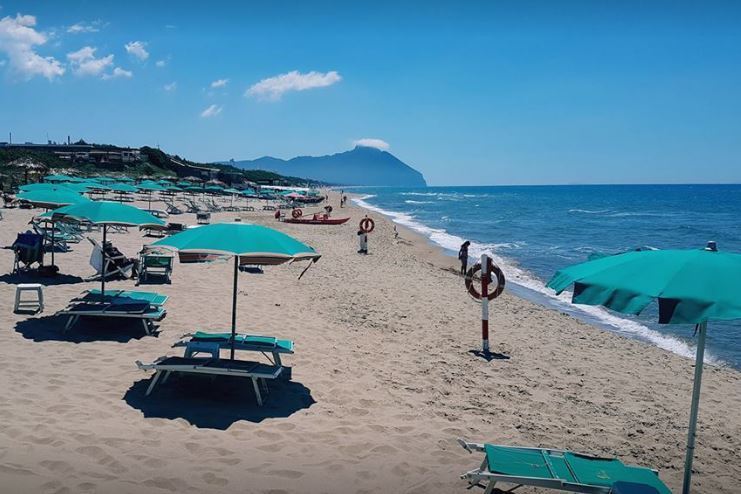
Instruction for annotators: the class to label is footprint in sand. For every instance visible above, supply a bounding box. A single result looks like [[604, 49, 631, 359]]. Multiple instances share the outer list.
[[40, 460, 74, 474], [75, 446, 128, 475], [202, 472, 229, 486], [40, 480, 70, 494], [267, 469, 304, 479]]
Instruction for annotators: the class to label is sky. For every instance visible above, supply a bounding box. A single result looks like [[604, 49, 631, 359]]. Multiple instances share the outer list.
[[1, 1, 740, 186]]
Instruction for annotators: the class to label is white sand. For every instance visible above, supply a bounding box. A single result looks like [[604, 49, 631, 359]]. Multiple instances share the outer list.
[[0, 192, 739, 494]]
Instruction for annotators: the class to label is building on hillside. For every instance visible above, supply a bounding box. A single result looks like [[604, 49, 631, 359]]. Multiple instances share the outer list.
[[0, 142, 142, 165]]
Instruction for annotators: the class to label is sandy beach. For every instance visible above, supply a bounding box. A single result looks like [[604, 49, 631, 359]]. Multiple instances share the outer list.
[[0, 191, 739, 494]]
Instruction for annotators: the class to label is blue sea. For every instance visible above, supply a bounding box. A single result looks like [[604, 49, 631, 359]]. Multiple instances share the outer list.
[[351, 184, 741, 369]]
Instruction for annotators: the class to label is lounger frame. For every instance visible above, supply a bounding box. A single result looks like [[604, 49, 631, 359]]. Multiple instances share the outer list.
[[136, 357, 282, 406], [57, 305, 166, 334]]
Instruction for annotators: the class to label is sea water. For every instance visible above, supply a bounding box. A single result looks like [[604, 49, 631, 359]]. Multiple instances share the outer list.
[[351, 184, 741, 369]]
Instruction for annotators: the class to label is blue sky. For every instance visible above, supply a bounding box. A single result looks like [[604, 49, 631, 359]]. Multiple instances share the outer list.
[[1, 1, 740, 185]]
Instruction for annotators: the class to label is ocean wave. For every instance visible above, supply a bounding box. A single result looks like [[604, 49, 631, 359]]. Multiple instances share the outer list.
[[568, 208, 611, 214], [352, 195, 716, 365], [404, 200, 433, 204]]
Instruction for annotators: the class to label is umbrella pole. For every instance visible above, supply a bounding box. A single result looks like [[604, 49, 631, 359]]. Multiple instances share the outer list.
[[682, 321, 707, 494], [101, 224, 107, 299], [51, 221, 55, 267], [231, 255, 238, 360]]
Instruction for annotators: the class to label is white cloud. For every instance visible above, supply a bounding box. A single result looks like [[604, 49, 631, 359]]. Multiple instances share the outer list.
[[246, 70, 341, 101], [67, 45, 113, 77], [353, 138, 390, 151], [210, 78, 228, 88], [67, 21, 102, 34], [155, 59, 166, 67], [124, 40, 148, 60], [0, 14, 65, 80], [200, 104, 222, 118], [102, 66, 132, 79], [163, 81, 176, 91]]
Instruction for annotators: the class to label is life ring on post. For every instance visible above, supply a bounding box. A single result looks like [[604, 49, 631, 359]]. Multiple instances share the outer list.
[[359, 217, 375, 233], [465, 261, 505, 301], [292, 208, 303, 219]]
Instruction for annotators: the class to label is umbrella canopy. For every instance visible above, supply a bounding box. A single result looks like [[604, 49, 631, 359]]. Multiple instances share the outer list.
[[60, 181, 95, 193], [547, 247, 741, 324], [108, 183, 139, 193], [17, 187, 90, 208], [152, 223, 320, 358], [153, 223, 319, 264], [547, 243, 741, 494], [44, 174, 79, 183], [136, 181, 166, 191], [51, 201, 165, 227], [19, 183, 73, 192]]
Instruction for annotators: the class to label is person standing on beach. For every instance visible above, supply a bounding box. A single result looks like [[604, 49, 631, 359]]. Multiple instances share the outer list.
[[458, 240, 470, 275]]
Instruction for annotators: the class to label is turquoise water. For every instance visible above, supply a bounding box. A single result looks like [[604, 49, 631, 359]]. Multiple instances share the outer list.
[[352, 184, 741, 368]]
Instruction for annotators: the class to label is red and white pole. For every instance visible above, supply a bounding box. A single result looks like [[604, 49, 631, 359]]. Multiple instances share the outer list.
[[481, 253, 490, 353]]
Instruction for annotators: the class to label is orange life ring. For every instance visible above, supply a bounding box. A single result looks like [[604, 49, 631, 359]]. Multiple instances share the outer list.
[[292, 208, 303, 219], [465, 261, 505, 301], [360, 217, 375, 233]]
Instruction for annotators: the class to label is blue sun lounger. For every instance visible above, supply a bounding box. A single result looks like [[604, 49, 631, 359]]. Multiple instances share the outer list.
[[458, 439, 672, 494], [173, 331, 294, 366]]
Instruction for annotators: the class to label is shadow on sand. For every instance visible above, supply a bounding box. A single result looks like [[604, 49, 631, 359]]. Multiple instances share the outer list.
[[124, 376, 315, 429], [15, 315, 156, 343], [0, 272, 85, 286], [468, 349, 511, 362]]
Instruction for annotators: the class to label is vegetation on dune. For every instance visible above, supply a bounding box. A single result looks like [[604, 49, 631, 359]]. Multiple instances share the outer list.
[[0, 144, 319, 191]]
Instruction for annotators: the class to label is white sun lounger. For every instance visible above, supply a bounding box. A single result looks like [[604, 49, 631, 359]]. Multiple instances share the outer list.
[[135, 356, 283, 405]]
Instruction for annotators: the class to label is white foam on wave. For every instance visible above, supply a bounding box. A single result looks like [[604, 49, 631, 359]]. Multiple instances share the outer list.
[[352, 194, 716, 364], [405, 200, 433, 205]]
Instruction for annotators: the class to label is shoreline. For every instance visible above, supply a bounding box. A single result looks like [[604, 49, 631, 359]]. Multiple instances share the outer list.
[[0, 191, 739, 493], [348, 191, 729, 369]]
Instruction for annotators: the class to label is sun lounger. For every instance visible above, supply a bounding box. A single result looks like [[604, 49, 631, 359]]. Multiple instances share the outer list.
[[135, 356, 283, 405], [57, 301, 166, 334], [458, 440, 672, 494], [163, 199, 183, 215], [87, 237, 136, 280], [74, 289, 169, 306], [137, 250, 174, 283], [173, 331, 294, 365]]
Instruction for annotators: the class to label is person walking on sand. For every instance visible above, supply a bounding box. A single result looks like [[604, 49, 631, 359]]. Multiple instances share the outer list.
[[458, 240, 470, 275]]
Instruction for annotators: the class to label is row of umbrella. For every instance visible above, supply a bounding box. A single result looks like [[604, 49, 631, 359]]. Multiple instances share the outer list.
[[37, 200, 320, 360]]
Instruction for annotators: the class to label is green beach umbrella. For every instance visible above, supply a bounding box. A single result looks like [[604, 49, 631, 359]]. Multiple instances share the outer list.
[[17, 188, 91, 267], [107, 183, 138, 203], [52, 202, 165, 297], [547, 243, 741, 494], [60, 182, 95, 193], [153, 223, 320, 359], [137, 181, 166, 209], [20, 183, 72, 192], [108, 183, 138, 193], [17, 187, 89, 208], [44, 174, 78, 183]]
